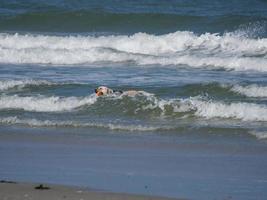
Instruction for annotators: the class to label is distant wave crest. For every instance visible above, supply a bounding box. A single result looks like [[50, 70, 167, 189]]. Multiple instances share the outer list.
[[0, 31, 266, 71]]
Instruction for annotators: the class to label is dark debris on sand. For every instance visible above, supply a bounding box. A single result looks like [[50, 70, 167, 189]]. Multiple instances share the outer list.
[[34, 184, 50, 190]]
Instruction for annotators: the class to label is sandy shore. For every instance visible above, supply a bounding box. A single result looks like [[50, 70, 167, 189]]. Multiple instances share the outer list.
[[1, 130, 267, 199], [0, 180, 184, 200]]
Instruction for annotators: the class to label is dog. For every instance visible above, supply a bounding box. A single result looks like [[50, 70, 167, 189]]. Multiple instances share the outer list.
[[95, 86, 139, 97]]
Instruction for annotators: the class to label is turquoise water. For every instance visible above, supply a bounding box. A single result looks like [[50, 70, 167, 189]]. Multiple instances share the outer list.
[[0, 1, 267, 199]]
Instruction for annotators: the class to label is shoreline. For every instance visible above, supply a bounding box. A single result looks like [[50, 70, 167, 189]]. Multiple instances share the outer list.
[[0, 180, 184, 200], [1, 128, 267, 200]]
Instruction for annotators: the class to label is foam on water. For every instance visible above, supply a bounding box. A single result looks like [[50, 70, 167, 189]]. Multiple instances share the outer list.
[[0, 94, 97, 112], [1, 116, 267, 140], [249, 131, 267, 140], [113, 93, 267, 122], [1, 92, 267, 122], [139, 93, 267, 121], [141, 94, 192, 114], [0, 116, 169, 131], [191, 100, 267, 121], [0, 32, 266, 71], [231, 84, 267, 97]]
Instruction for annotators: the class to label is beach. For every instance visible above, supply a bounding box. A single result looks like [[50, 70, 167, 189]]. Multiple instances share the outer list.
[[0, 0, 267, 199], [0, 181, 182, 200], [1, 127, 267, 200]]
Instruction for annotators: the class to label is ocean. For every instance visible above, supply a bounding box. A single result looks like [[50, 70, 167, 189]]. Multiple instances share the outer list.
[[0, 0, 267, 200]]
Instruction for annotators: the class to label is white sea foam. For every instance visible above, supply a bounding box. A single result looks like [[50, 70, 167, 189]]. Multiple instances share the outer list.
[[191, 100, 267, 121], [1, 92, 267, 122], [249, 131, 267, 139], [141, 95, 192, 114], [0, 116, 169, 131], [0, 32, 266, 71], [231, 84, 267, 97], [0, 79, 53, 91], [140, 94, 267, 121], [0, 94, 97, 112]]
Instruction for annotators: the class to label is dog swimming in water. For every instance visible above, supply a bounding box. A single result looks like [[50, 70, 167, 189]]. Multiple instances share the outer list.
[[95, 86, 139, 97]]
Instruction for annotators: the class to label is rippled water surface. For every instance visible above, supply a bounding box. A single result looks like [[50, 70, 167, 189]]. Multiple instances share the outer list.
[[0, 1, 267, 199]]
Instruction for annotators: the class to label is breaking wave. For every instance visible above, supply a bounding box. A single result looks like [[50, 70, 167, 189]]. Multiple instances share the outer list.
[[142, 95, 267, 121], [0, 94, 97, 112], [230, 84, 267, 97], [249, 131, 267, 140], [190, 100, 267, 122], [0, 31, 266, 71], [0, 91, 267, 122]]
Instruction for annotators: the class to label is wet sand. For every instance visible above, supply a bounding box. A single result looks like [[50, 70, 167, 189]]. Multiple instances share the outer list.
[[0, 181, 183, 200], [1, 127, 267, 200]]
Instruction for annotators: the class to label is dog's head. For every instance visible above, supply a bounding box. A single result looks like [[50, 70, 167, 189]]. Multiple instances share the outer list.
[[95, 86, 113, 96]]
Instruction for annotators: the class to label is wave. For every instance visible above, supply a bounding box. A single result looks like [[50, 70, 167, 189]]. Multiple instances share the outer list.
[[249, 131, 267, 140], [2, 115, 267, 140], [141, 95, 267, 121], [181, 82, 267, 98], [230, 84, 267, 97], [0, 94, 97, 112], [0, 92, 267, 122], [191, 100, 267, 122], [1, 79, 266, 99], [105, 93, 267, 122], [0, 32, 266, 71], [0, 79, 54, 91], [1, 116, 267, 140], [0, 116, 169, 131]]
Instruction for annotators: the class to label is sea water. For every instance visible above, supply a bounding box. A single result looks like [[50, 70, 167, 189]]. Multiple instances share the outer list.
[[0, 1, 267, 200]]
